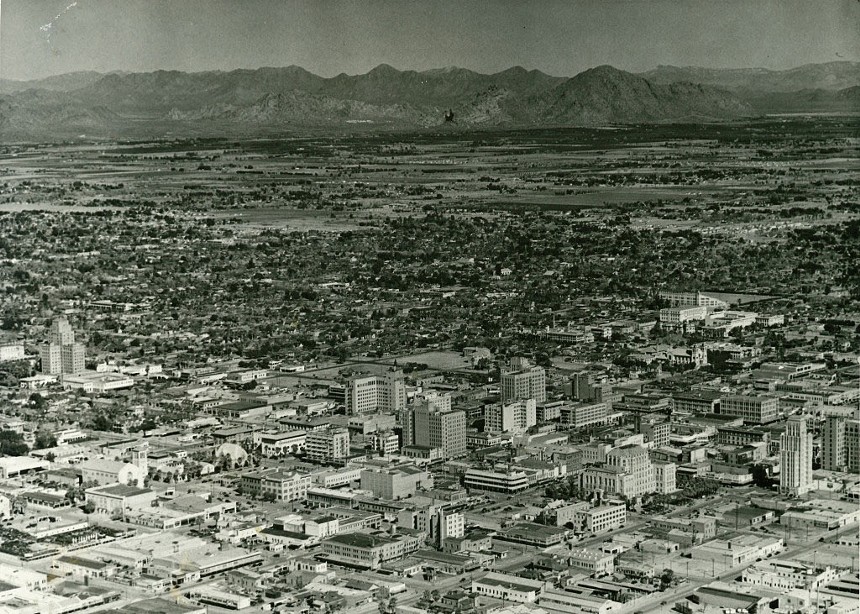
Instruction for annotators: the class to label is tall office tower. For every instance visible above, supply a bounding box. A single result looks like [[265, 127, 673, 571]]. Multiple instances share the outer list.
[[413, 404, 466, 459], [780, 416, 812, 497], [40, 344, 63, 375], [401, 392, 452, 448], [823, 415, 860, 473], [50, 317, 76, 345], [401, 405, 415, 447], [345, 369, 406, 415], [847, 420, 860, 473], [571, 371, 592, 401], [501, 364, 546, 404], [430, 508, 465, 549], [414, 391, 452, 413], [61, 343, 86, 374], [823, 416, 846, 471], [41, 318, 86, 375], [485, 399, 537, 434]]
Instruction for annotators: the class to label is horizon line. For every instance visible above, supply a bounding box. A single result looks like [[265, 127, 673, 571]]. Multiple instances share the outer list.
[[3, 59, 858, 84]]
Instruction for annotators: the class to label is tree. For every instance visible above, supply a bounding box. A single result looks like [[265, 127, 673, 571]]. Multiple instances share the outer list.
[[29, 393, 47, 411], [0, 430, 28, 456], [136, 418, 157, 435], [660, 568, 675, 588], [751, 464, 773, 488], [34, 429, 57, 450]]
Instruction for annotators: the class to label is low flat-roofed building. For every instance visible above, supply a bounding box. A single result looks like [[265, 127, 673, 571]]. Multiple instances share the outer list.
[[307, 486, 359, 508], [100, 597, 207, 614], [691, 535, 784, 569], [54, 554, 115, 579], [360, 465, 432, 500], [149, 544, 261, 580], [540, 587, 623, 614], [125, 494, 236, 529], [497, 522, 566, 548], [85, 483, 156, 513], [779, 498, 860, 530], [186, 585, 252, 611], [80, 458, 145, 488], [61, 371, 134, 393], [464, 468, 529, 493], [20, 491, 72, 509], [312, 466, 362, 488], [321, 532, 421, 570], [11, 514, 89, 540], [583, 502, 627, 534], [719, 506, 775, 528], [649, 516, 716, 544], [0, 582, 121, 614], [472, 571, 544, 603], [0, 562, 48, 590], [253, 430, 306, 457], [721, 394, 779, 425], [240, 469, 311, 502], [325, 506, 382, 532], [19, 373, 60, 389], [414, 549, 480, 575], [565, 548, 615, 575], [820, 572, 860, 602], [741, 559, 841, 590], [43, 466, 83, 488], [694, 581, 773, 614], [672, 390, 722, 415], [0, 455, 50, 479]]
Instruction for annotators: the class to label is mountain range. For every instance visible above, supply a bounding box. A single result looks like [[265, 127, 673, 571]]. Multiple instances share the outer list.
[[0, 61, 857, 139]]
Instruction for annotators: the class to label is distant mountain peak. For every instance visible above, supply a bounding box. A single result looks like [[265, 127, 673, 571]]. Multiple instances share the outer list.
[[367, 63, 400, 76], [4, 61, 851, 138]]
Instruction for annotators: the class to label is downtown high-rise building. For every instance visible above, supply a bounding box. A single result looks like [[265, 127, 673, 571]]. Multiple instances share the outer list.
[[40, 317, 86, 375], [780, 415, 812, 497], [500, 359, 546, 404], [401, 392, 452, 447], [403, 401, 466, 459], [822, 415, 860, 473], [485, 399, 537, 434], [345, 369, 406, 415]]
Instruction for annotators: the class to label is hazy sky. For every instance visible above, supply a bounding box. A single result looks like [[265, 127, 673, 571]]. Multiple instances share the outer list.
[[1, 0, 859, 81]]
